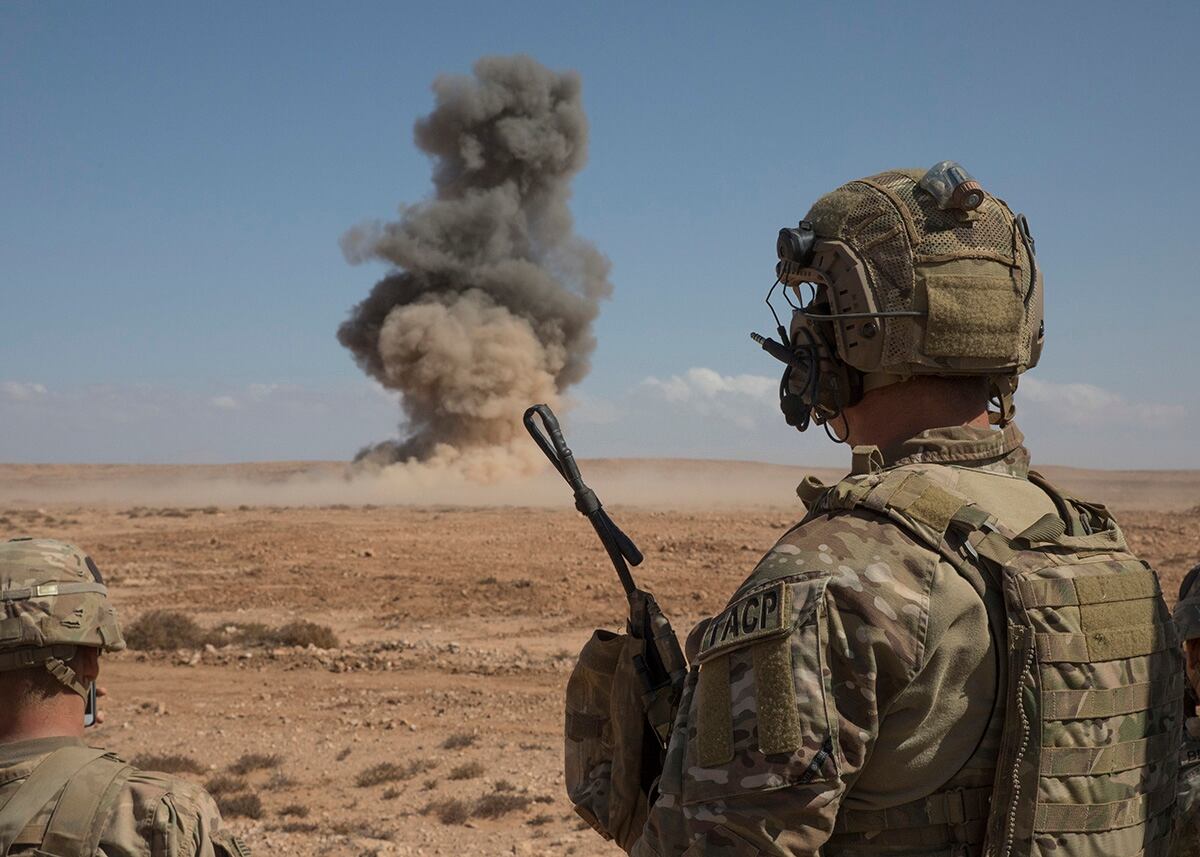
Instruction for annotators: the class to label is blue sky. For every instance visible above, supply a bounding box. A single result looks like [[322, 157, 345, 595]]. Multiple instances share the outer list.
[[1, 1, 1196, 467]]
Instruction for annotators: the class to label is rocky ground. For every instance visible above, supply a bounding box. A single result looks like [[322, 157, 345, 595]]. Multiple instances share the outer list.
[[0, 462, 1197, 856]]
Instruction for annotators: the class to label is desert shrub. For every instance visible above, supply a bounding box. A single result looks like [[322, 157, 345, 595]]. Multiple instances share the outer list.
[[382, 787, 400, 800], [440, 732, 477, 750], [448, 761, 484, 781], [272, 620, 338, 648], [527, 813, 554, 826], [354, 759, 435, 787], [218, 620, 338, 649], [130, 753, 205, 774], [336, 747, 352, 762], [204, 774, 247, 796], [474, 792, 531, 819], [279, 821, 319, 833], [265, 770, 295, 790], [126, 612, 338, 651], [422, 798, 470, 825], [329, 820, 393, 840], [492, 778, 516, 792], [278, 803, 309, 818], [228, 753, 282, 775], [124, 611, 205, 650], [216, 793, 263, 819]]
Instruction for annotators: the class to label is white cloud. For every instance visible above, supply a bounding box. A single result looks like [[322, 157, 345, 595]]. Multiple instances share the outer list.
[[640, 367, 777, 429], [642, 367, 775, 404], [209, 395, 240, 410], [1, 381, 48, 401], [1020, 377, 1185, 427]]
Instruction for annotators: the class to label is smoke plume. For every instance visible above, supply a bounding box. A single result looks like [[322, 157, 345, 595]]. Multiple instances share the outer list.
[[337, 55, 610, 481]]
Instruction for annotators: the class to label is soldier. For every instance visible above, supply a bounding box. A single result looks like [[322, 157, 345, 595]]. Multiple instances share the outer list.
[[0, 537, 249, 856], [572, 164, 1181, 857], [1173, 565, 1200, 854]]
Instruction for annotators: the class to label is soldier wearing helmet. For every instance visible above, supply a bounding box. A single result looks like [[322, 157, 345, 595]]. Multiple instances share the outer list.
[[1172, 565, 1200, 855], [588, 165, 1179, 857], [0, 538, 249, 857]]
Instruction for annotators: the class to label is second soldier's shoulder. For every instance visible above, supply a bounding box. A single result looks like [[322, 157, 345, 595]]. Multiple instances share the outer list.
[[105, 764, 226, 840], [123, 765, 222, 812], [97, 763, 235, 856]]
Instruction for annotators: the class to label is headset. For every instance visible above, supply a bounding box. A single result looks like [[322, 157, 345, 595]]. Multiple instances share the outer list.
[[752, 163, 1039, 435]]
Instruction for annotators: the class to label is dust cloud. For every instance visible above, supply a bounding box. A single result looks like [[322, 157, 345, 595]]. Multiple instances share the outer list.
[[337, 55, 610, 482], [1, 461, 1194, 512], [0, 461, 841, 511]]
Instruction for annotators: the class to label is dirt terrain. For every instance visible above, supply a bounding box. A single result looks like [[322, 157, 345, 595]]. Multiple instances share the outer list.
[[1, 461, 1197, 856]]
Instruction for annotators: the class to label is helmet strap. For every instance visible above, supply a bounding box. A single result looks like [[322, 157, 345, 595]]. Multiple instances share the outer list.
[[989, 376, 1019, 427], [43, 652, 89, 699]]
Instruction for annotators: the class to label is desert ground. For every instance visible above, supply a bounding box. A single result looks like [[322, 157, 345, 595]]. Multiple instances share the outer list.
[[1, 460, 1198, 856]]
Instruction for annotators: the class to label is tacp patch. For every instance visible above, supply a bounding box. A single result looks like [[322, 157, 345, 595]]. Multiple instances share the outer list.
[[697, 582, 791, 662]]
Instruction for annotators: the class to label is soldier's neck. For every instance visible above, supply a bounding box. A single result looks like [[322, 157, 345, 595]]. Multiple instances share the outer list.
[[842, 382, 991, 454], [0, 698, 86, 745]]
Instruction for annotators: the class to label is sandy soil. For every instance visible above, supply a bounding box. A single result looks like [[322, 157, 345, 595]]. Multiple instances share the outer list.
[[0, 460, 1197, 856]]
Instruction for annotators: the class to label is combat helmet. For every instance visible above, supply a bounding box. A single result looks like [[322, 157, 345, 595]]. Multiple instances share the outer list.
[[0, 538, 125, 697], [1175, 564, 1200, 642], [754, 161, 1043, 433]]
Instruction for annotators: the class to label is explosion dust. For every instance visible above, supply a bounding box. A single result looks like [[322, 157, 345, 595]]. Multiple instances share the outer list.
[[337, 55, 611, 482]]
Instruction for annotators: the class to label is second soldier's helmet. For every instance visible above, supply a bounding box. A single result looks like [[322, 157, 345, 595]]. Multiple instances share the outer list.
[[0, 538, 125, 696], [759, 162, 1044, 432], [1175, 564, 1200, 642]]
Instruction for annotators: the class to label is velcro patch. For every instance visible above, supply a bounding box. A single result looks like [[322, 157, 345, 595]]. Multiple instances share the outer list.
[[0, 617, 22, 643], [697, 582, 791, 662]]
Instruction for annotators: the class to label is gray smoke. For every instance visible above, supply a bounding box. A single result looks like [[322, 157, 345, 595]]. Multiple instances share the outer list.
[[337, 55, 610, 481]]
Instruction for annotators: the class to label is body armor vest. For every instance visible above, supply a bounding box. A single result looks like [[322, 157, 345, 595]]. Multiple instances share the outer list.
[[814, 463, 1180, 857], [0, 746, 132, 856]]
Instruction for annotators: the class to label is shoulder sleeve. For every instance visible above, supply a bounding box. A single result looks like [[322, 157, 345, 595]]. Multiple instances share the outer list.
[[102, 770, 246, 857], [630, 512, 938, 857]]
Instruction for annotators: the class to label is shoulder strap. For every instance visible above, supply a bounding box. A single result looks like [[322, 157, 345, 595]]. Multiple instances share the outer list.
[[38, 754, 132, 857], [0, 747, 107, 855]]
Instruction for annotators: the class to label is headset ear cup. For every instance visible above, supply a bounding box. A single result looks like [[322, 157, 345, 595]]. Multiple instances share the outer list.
[[780, 393, 805, 427]]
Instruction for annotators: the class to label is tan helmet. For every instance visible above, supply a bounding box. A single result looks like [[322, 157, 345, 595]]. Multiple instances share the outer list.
[[756, 162, 1043, 432], [1175, 564, 1200, 642], [0, 538, 125, 697]]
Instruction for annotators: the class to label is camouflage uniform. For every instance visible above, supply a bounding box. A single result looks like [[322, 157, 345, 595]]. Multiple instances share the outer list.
[[0, 539, 249, 857], [1176, 719, 1200, 856], [1172, 566, 1200, 856], [0, 737, 246, 857], [632, 423, 1086, 857], [568, 164, 1179, 856]]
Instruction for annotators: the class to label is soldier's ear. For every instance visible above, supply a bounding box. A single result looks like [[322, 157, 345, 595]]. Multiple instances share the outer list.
[[76, 647, 101, 684]]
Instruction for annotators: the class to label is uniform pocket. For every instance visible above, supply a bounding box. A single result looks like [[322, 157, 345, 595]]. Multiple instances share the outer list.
[[680, 824, 764, 856], [564, 629, 654, 846], [681, 573, 838, 805]]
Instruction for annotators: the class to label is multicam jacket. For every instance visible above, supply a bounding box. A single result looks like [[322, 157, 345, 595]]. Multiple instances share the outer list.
[[1174, 715, 1200, 856], [631, 423, 1081, 857], [0, 737, 248, 857]]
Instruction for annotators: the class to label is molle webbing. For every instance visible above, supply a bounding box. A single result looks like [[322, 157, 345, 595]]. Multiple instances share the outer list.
[[1039, 731, 1175, 776], [821, 466, 1181, 856]]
